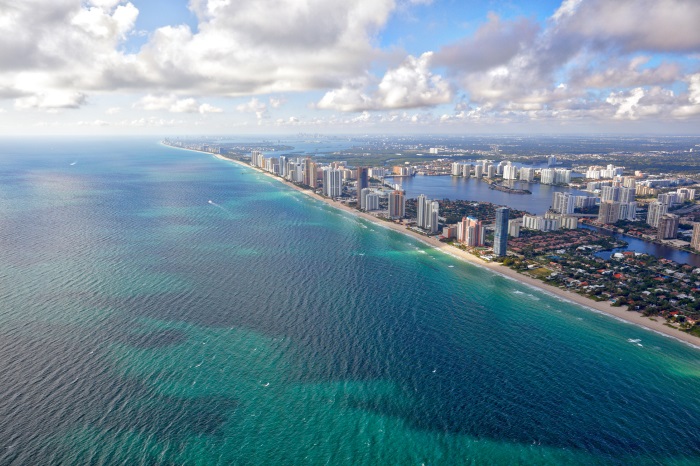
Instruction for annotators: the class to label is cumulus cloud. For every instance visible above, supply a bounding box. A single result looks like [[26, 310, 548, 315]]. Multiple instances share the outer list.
[[15, 91, 87, 110], [133, 94, 223, 113], [0, 0, 396, 103], [434, 13, 539, 73], [560, 0, 700, 53], [318, 52, 452, 111], [236, 97, 268, 119]]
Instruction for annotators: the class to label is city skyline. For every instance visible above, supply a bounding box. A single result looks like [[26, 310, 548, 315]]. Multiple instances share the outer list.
[[1, 0, 699, 135]]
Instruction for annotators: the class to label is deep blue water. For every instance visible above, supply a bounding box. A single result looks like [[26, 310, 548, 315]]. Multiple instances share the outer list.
[[0, 138, 699, 465]]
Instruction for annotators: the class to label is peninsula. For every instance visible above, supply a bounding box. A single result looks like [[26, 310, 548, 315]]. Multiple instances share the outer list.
[[163, 141, 700, 349]]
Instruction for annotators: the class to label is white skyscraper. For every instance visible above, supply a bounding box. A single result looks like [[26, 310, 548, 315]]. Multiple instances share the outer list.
[[552, 192, 575, 214], [503, 163, 518, 180], [322, 168, 342, 197], [519, 167, 534, 182], [647, 201, 668, 227], [417, 195, 439, 234]]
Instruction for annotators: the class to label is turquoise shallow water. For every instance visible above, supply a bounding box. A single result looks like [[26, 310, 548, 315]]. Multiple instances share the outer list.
[[0, 138, 699, 465]]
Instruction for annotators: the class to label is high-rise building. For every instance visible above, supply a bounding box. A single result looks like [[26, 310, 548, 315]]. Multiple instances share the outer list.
[[618, 202, 637, 221], [598, 201, 621, 224], [388, 191, 405, 219], [542, 168, 572, 185], [360, 188, 372, 210], [322, 168, 342, 197], [493, 207, 509, 257], [619, 187, 636, 203], [508, 218, 522, 238], [278, 155, 287, 177], [486, 165, 496, 179], [658, 192, 678, 206], [303, 158, 317, 188], [451, 162, 462, 176], [417, 194, 439, 234], [365, 193, 380, 211], [462, 164, 472, 177], [540, 168, 555, 185], [503, 163, 518, 180], [647, 201, 668, 227], [357, 167, 369, 191], [552, 192, 575, 214], [657, 214, 679, 240], [601, 185, 620, 202], [519, 167, 534, 182], [457, 216, 485, 246], [691, 223, 700, 251], [474, 165, 483, 179]]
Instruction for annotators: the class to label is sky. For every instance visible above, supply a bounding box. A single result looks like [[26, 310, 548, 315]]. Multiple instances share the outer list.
[[1, 0, 699, 135]]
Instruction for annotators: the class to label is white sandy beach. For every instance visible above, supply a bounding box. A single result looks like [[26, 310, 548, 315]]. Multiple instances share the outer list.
[[205, 149, 700, 349]]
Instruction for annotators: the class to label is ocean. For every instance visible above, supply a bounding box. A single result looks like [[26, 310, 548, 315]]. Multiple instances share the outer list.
[[0, 138, 699, 465]]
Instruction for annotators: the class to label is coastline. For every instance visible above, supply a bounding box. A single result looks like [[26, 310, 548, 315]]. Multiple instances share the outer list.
[[175, 146, 700, 349]]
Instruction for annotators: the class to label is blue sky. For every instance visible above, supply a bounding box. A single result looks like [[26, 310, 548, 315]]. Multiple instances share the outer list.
[[0, 0, 699, 135]]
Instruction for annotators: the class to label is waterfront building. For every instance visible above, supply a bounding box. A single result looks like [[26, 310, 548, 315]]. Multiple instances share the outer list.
[[691, 223, 700, 251], [462, 164, 472, 177], [451, 162, 462, 176], [497, 161, 507, 175], [457, 216, 485, 246], [368, 167, 386, 178], [547, 155, 557, 167], [552, 192, 575, 214], [250, 150, 264, 168], [278, 155, 287, 177], [303, 158, 318, 188], [508, 218, 522, 238], [541, 169, 573, 185], [360, 188, 372, 210], [598, 200, 621, 224], [522, 214, 560, 232], [388, 191, 405, 219], [519, 167, 534, 182], [544, 212, 578, 229], [365, 193, 380, 211], [657, 214, 679, 240], [503, 163, 518, 180], [357, 167, 369, 191], [540, 169, 555, 184], [575, 195, 597, 209], [486, 165, 496, 179], [474, 165, 483, 179], [647, 201, 668, 228], [442, 225, 457, 239], [322, 168, 342, 197], [493, 207, 509, 257], [417, 195, 440, 234]]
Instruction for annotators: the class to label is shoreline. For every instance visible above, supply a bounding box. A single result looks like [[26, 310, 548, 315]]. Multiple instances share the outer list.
[[170, 145, 700, 349]]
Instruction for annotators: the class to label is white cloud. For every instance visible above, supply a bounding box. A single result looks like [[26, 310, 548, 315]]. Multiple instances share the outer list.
[[236, 97, 267, 119], [77, 119, 110, 126], [133, 94, 223, 113], [561, 0, 700, 53], [318, 52, 452, 111], [15, 91, 87, 110]]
